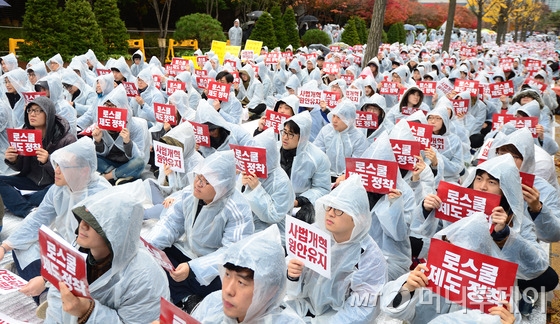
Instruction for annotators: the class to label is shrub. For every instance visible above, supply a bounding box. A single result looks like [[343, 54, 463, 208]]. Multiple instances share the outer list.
[[282, 7, 300, 48], [20, 0, 66, 61], [61, 0, 106, 61], [94, 0, 129, 58], [341, 19, 360, 46], [249, 11, 277, 49], [301, 29, 331, 46], [270, 5, 287, 49], [387, 22, 406, 44], [174, 13, 226, 50]]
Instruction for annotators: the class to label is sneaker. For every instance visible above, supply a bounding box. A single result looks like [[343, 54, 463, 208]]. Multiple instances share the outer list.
[[36, 299, 48, 319], [115, 176, 134, 186], [519, 291, 536, 316], [3, 261, 17, 274]]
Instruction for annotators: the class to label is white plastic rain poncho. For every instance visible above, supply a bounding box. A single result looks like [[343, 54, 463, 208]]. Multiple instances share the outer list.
[[84, 49, 106, 77], [192, 226, 304, 324], [426, 104, 464, 183], [45, 187, 170, 323], [285, 175, 388, 323], [1, 53, 18, 72], [175, 71, 202, 112], [360, 132, 415, 280], [282, 111, 331, 205], [38, 74, 78, 135], [95, 85, 146, 161], [513, 100, 558, 154], [4, 137, 111, 269], [385, 86, 429, 125], [130, 49, 148, 77], [359, 94, 391, 143], [1, 68, 30, 128], [26, 61, 48, 88], [148, 150, 254, 286], [167, 90, 196, 123], [288, 58, 304, 84], [0, 91, 13, 175], [236, 64, 265, 110], [108, 56, 135, 83], [60, 68, 97, 116], [68, 55, 97, 87], [194, 100, 254, 157], [76, 73, 115, 130], [413, 154, 549, 280], [242, 129, 295, 241], [436, 96, 472, 164], [313, 99, 368, 177], [46, 54, 64, 74], [381, 213, 521, 324], [488, 127, 560, 242], [208, 80, 243, 125], [130, 68, 165, 124]]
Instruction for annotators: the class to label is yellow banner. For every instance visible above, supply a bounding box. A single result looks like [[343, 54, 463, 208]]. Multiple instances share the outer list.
[[225, 45, 241, 58], [244, 40, 263, 54], [211, 40, 227, 64]]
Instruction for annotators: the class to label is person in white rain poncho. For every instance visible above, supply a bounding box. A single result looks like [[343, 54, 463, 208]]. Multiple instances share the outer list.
[[314, 99, 369, 182], [60, 69, 97, 117], [208, 71, 243, 125], [0, 86, 14, 176], [280, 111, 330, 214], [191, 226, 304, 324], [236, 64, 266, 119], [76, 73, 115, 130], [130, 49, 148, 77], [130, 68, 165, 127], [147, 150, 254, 305], [1, 53, 18, 73], [0, 137, 111, 304], [194, 100, 254, 157], [35, 74, 78, 135], [381, 213, 519, 324], [1, 68, 30, 128], [44, 187, 170, 323], [241, 129, 295, 242], [286, 175, 388, 323], [511, 99, 558, 155], [175, 71, 202, 113], [46, 54, 64, 74], [228, 19, 242, 47]]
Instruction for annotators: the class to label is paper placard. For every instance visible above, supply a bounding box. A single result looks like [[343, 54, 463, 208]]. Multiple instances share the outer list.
[[230, 144, 267, 178], [431, 135, 446, 151], [7, 129, 42, 156], [140, 237, 175, 272], [322, 91, 340, 109], [323, 62, 340, 75], [407, 122, 434, 150], [298, 89, 322, 108], [0, 269, 27, 295], [159, 297, 201, 324], [154, 103, 178, 126], [345, 157, 398, 194], [22, 91, 47, 105], [417, 81, 437, 96], [122, 82, 138, 97], [489, 81, 514, 98], [97, 106, 127, 132], [390, 139, 420, 171], [520, 172, 535, 188], [435, 181, 502, 223], [379, 81, 400, 95], [206, 81, 231, 101], [454, 79, 479, 97], [263, 109, 290, 133], [166, 80, 186, 96], [345, 89, 361, 104], [153, 140, 184, 173], [286, 216, 331, 279], [451, 99, 469, 115], [355, 111, 379, 129], [191, 121, 210, 147]]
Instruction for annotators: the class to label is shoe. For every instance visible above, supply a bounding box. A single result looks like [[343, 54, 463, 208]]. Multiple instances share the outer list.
[[519, 291, 536, 316], [36, 299, 48, 319], [177, 294, 204, 313], [3, 261, 16, 273], [115, 176, 134, 186]]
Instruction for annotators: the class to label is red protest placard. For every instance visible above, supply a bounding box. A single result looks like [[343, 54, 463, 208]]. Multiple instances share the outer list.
[[435, 181, 502, 223], [417, 81, 437, 96], [194, 69, 207, 77], [323, 62, 340, 75], [407, 122, 434, 150], [454, 79, 480, 97], [231, 71, 240, 85], [0, 269, 27, 295], [195, 76, 211, 89], [520, 172, 535, 188], [171, 57, 188, 72], [329, 45, 340, 52], [401, 106, 420, 116], [512, 117, 538, 138], [525, 58, 541, 72], [166, 80, 185, 96], [95, 68, 112, 76], [97, 106, 127, 132], [159, 297, 201, 324], [431, 135, 446, 151], [122, 82, 138, 97], [282, 52, 294, 60], [355, 111, 379, 129], [298, 89, 322, 107], [154, 103, 177, 126], [426, 238, 518, 314], [140, 237, 175, 272], [443, 58, 456, 67], [345, 157, 398, 194], [39, 225, 89, 298], [390, 139, 420, 171], [153, 75, 162, 90], [22, 91, 47, 105], [379, 81, 400, 95], [341, 74, 354, 86], [353, 44, 363, 52], [265, 52, 281, 65], [322, 91, 340, 109], [489, 81, 514, 98], [206, 81, 231, 101], [352, 53, 362, 66], [196, 55, 208, 69], [345, 89, 361, 104], [153, 141, 184, 173], [7, 129, 42, 156], [190, 121, 210, 147], [492, 113, 514, 131], [230, 144, 267, 178], [263, 109, 290, 133], [223, 59, 237, 70], [286, 216, 331, 278], [479, 83, 491, 99], [459, 46, 477, 58], [451, 99, 469, 115], [78, 123, 97, 137], [523, 78, 547, 92], [499, 58, 514, 72]]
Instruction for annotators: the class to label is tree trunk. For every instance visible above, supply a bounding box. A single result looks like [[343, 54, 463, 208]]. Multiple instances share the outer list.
[[442, 0, 456, 53], [476, 15, 482, 45], [362, 0, 387, 68]]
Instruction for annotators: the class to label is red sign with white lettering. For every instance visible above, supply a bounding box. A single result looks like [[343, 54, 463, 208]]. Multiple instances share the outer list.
[[190, 121, 210, 147], [417, 81, 437, 96], [345, 157, 398, 194], [206, 81, 231, 101], [154, 103, 177, 126], [435, 181, 502, 223], [355, 111, 379, 129], [230, 144, 267, 178], [122, 82, 138, 97], [7, 129, 42, 156], [489, 81, 514, 98], [159, 297, 201, 324], [166, 80, 186, 96], [263, 110, 290, 133], [390, 139, 420, 171], [379, 81, 400, 95], [22, 91, 47, 105], [454, 79, 480, 97], [97, 106, 127, 132], [323, 62, 340, 75], [407, 122, 434, 150]]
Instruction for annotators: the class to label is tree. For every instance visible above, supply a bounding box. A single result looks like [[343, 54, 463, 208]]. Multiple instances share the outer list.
[[442, 0, 456, 53], [301, 29, 331, 46], [174, 13, 226, 49], [387, 23, 406, 44], [352, 16, 368, 44], [249, 12, 277, 49], [148, 0, 174, 61], [341, 19, 361, 45], [384, 0, 412, 26], [282, 7, 300, 48], [94, 0, 129, 57], [20, 0, 66, 60], [271, 5, 288, 49], [61, 0, 106, 60], [467, 0, 495, 45], [363, 0, 387, 65]]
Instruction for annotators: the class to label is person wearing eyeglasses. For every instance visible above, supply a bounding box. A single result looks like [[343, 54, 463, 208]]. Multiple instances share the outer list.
[[1, 96, 76, 218], [61, 69, 96, 118], [286, 175, 387, 322], [148, 150, 254, 311], [35, 74, 78, 135]]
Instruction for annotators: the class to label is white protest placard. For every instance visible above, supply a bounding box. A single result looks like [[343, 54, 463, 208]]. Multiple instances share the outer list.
[[153, 140, 185, 173], [345, 89, 361, 104], [436, 77, 454, 95], [0, 269, 27, 295], [286, 216, 331, 279], [0, 312, 29, 324]]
